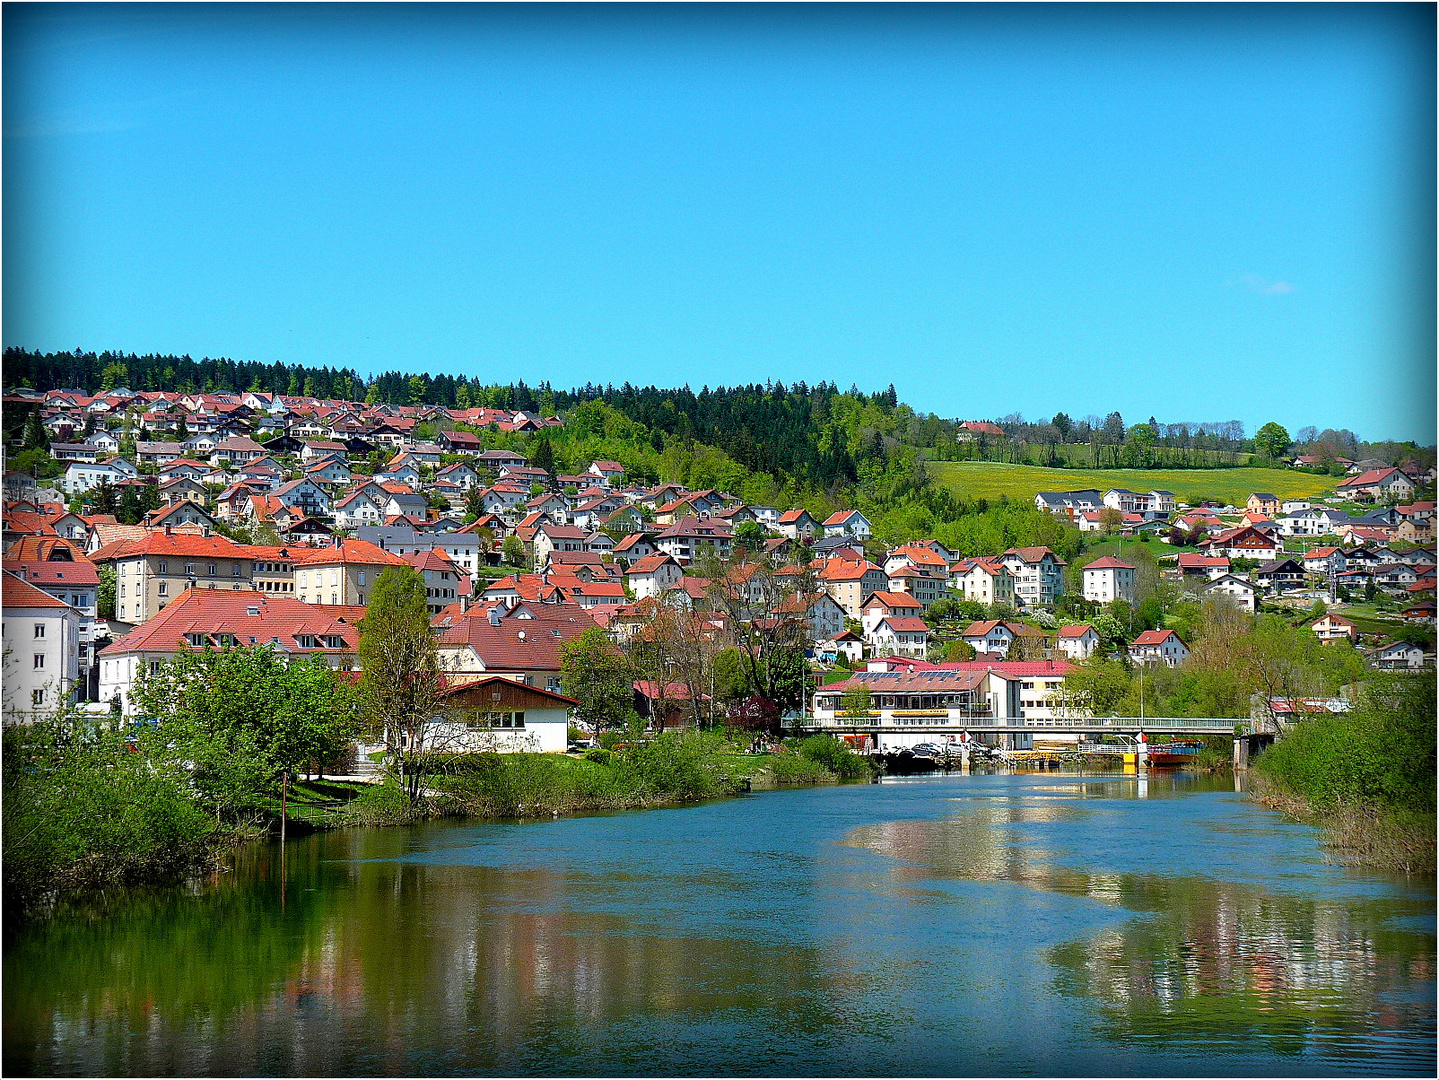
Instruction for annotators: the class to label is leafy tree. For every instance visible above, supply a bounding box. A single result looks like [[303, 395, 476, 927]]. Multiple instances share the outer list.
[[357, 567, 444, 804], [99, 361, 128, 391], [1052, 412, 1073, 441], [712, 647, 751, 707], [1100, 411, 1126, 445], [560, 627, 639, 734], [1255, 421, 1292, 460], [733, 520, 766, 548], [839, 685, 873, 715], [174, 418, 189, 441], [943, 639, 977, 662], [97, 566, 117, 619], [502, 534, 528, 569], [1053, 654, 1133, 717], [133, 648, 357, 816]]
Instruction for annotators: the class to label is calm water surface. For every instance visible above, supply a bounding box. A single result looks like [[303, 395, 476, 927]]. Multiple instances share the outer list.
[[5, 771, 1435, 1076]]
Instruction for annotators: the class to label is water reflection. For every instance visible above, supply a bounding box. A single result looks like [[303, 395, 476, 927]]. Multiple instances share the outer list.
[[844, 786, 1436, 1071], [5, 775, 1434, 1077]]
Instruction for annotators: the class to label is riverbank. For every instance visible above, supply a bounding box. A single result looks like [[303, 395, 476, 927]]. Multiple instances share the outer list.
[[347, 732, 877, 825], [1249, 672, 1436, 876]]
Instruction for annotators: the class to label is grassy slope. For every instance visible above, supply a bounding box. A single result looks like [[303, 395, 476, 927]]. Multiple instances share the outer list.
[[930, 461, 1337, 505]]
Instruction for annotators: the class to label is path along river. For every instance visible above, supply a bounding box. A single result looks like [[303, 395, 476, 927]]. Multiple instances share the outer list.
[[4, 771, 1435, 1076]]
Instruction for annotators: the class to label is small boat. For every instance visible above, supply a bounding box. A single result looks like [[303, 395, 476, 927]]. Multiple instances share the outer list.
[[1145, 740, 1206, 767]]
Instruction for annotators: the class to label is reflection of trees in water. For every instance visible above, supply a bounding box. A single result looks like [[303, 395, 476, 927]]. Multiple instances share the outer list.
[[5, 827, 880, 1076], [843, 808, 1436, 1068]]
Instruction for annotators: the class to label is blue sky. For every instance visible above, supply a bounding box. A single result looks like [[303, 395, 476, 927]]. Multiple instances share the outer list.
[[4, 3, 1434, 442]]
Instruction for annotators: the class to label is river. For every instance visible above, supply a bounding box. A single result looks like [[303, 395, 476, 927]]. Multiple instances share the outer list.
[[4, 771, 1434, 1076]]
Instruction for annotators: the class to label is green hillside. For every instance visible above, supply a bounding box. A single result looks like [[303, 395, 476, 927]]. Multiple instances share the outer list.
[[930, 461, 1338, 506]]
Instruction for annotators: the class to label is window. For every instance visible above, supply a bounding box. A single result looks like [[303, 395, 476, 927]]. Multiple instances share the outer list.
[[358, 571, 366, 586], [185, 563, 194, 576], [158, 582, 168, 596], [158, 561, 168, 573], [466, 711, 526, 729], [208, 563, 217, 576], [233, 564, 242, 577], [34, 623, 45, 639], [32, 688, 44, 707], [33, 654, 45, 669], [149, 661, 162, 675]]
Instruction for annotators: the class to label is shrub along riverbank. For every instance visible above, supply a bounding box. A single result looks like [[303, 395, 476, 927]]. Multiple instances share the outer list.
[[348, 731, 877, 824], [2, 725, 875, 915], [1250, 672, 1436, 875]]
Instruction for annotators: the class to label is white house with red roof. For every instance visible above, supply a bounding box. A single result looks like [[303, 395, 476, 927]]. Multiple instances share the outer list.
[[624, 553, 684, 600], [1309, 613, 1359, 643], [1081, 556, 1136, 604], [3, 571, 82, 720], [822, 509, 872, 540], [1337, 467, 1416, 503], [96, 587, 363, 713], [950, 557, 1016, 606], [1129, 629, 1189, 667], [1054, 624, 1099, 660]]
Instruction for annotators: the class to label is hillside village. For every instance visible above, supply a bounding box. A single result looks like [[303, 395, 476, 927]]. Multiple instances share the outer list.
[[3, 381, 1435, 751]]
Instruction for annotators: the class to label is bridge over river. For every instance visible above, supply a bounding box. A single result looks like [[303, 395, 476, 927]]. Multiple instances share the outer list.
[[801, 716, 1245, 742]]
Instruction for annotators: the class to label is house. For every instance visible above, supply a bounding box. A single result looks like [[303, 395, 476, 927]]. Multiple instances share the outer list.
[[476, 448, 528, 471], [655, 517, 734, 565], [432, 676, 576, 754], [357, 525, 483, 582], [958, 620, 1047, 659], [860, 591, 925, 636], [1202, 574, 1257, 613], [998, 547, 1067, 606], [435, 462, 480, 490], [433, 600, 597, 696], [955, 420, 1006, 441], [533, 524, 590, 569], [950, 557, 1016, 606], [437, 430, 486, 456], [1129, 629, 1190, 667], [817, 629, 865, 665], [61, 459, 138, 495], [2, 571, 82, 719], [272, 477, 333, 519], [624, 553, 684, 600], [1202, 526, 1284, 562], [291, 539, 409, 606], [1254, 558, 1306, 593], [775, 508, 820, 541], [401, 548, 469, 615], [144, 500, 220, 533], [611, 532, 658, 567], [1034, 490, 1105, 517], [209, 436, 267, 466], [1054, 624, 1099, 660], [1309, 613, 1358, 643], [822, 510, 873, 540], [1246, 493, 1280, 517], [867, 616, 931, 659], [1336, 467, 1416, 503], [96, 588, 362, 714], [1176, 553, 1230, 580], [586, 460, 626, 487], [1081, 557, 1136, 604], [1366, 640, 1431, 670], [90, 529, 257, 624], [1400, 600, 1436, 624], [818, 558, 889, 619]]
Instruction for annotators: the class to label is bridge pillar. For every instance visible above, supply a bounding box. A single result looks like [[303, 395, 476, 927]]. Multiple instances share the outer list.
[[1233, 736, 1250, 771]]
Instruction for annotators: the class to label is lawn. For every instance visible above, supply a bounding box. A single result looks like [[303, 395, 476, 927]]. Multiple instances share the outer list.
[[930, 461, 1338, 506]]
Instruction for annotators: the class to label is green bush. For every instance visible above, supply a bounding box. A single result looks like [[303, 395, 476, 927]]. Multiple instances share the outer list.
[[765, 752, 833, 784], [3, 721, 217, 915], [797, 734, 875, 778], [1256, 672, 1436, 814], [584, 747, 613, 764]]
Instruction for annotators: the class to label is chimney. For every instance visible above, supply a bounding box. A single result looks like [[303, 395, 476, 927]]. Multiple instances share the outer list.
[[487, 604, 501, 627], [460, 594, 471, 614]]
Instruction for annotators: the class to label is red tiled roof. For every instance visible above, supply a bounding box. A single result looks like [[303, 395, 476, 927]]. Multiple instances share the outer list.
[[1083, 556, 1136, 570], [1131, 630, 1181, 646], [2, 570, 71, 608], [90, 531, 254, 562], [876, 616, 930, 632], [290, 539, 409, 567], [1056, 624, 1094, 638], [864, 591, 923, 610], [434, 603, 597, 669], [101, 587, 360, 656]]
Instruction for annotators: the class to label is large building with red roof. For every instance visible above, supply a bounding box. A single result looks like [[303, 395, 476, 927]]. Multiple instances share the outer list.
[[97, 587, 363, 712]]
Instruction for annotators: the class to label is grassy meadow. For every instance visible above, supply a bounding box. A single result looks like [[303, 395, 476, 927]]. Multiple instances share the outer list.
[[930, 461, 1338, 506]]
